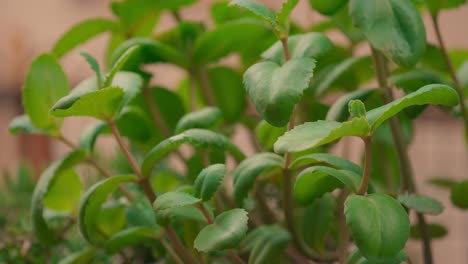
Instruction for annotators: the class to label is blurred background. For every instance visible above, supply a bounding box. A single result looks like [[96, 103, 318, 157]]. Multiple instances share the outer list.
[[0, 0, 467, 263]]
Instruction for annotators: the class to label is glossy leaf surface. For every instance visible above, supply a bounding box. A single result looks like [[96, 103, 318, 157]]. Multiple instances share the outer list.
[[193, 164, 226, 201]]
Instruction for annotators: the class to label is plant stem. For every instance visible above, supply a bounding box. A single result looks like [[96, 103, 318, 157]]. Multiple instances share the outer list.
[[161, 239, 184, 264], [430, 14, 468, 141], [58, 135, 135, 201], [357, 137, 372, 195], [337, 190, 350, 264], [280, 38, 337, 262], [194, 68, 217, 106], [371, 48, 433, 264], [107, 120, 199, 264]]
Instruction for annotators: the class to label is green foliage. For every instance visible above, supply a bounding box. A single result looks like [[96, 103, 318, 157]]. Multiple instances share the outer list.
[[398, 194, 444, 215], [175, 107, 223, 133], [193, 164, 227, 201], [349, 0, 426, 67], [308, 0, 348, 16], [194, 208, 248, 252], [79, 175, 137, 245], [241, 225, 291, 264], [244, 58, 316, 126], [22, 54, 70, 135], [451, 180, 468, 209], [345, 194, 410, 261]]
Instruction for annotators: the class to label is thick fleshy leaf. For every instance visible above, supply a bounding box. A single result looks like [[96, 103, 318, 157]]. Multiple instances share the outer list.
[[153, 191, 201, 213], [389, 69, 448, 93], [97, 205, 127, 237], [274, 118, 370, 154], [345, 193, 410, 261], [79, 175, 137, 245], [309, 56, 371, 97], [366, 84, 459, 132], [194, 208, 249, 252], [176, 107, 223, 134], [79, 122, 108, 153], [211, 2, 258, 24], [233, 153, 284, 206], [52, 18, 117, 58], [57, 248, 97, 264], [308, 0, 348, 16], [192, 19, 272, 65], [141, 129, 245, 177], [294, 166, 361, 205], [349, 0, 426, 67], [425, 0, 467, 15], [8, 115, 49, 135], [110, 38, 189, 69], [255, 120, 287, 151], [326, 89, 379, 122], [347, 248, 407, 264], [451, 180, 468, 209], [43, 169, 82, 212], [410, 223, 448, 239], [51, 72, 143, 120], [23, 54, 70, 133], [80, 52, 103, 88], [207, 67, 247, 123], [261, 33, 333, 65], [105, 226, 161, 253], [244, 58, 316, 127], [194, 164, 226, 201], [302, 193, 336, 253], [398, 194, 444, 215], [457, 61, 468, 88], [229, 0, 277, 27], [104, 45, 140, 87], [31, 151, 87, 244], [242, 225, 291, 264], [275, 0, 299, 36], [290, 153, 362, 173]]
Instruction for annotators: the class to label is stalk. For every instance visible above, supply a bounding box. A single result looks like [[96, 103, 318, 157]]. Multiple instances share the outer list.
[[107, 119, 199, 264], [371, 48, 433, 264], [430, 14, 468, 141]]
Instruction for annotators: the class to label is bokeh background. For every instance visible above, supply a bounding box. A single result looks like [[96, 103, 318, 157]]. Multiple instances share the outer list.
[[0, 0, 467, 263]]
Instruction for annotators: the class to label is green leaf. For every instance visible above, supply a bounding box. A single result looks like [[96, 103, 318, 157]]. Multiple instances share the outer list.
[[105, 226, 161, 253], [176, 107, 223, 134], [79, 122, 108, 153], [308, 0, 348, 16], [110, 0, 159, 35], [347, 248, 407, 264], [104, 45, 140, 87], [451, 180, 468, 209], [290, 153, 362, 173], [345, 193, 410, 261], [457, 61, 468, 88], [194, 208, 249, 252], [274, 118, 370, 154], [261, 33, 333, 65], [80, 52, 103, 88], [244, 226, 291, 264], [244, 58, 316, 127], [79, 175, 137, 245], [153, 191, 201, 214], [43, 169, 82, 212], [155, 0, 198, 10], [302, 193, 336, 253], [255, 120, 287, 151], [141, 129, 245, 177], [229, 0, 277, 27], [366, 84, 459, 132], [294, 166, 361, 205], [233, 153, 284, 206], [410, 223, 448, 239], [31, 150, 87, 244], [349, 0, 426, 67], [275, 0, 299, 36], [8, 115, 49, 135], [194, 164, 227, 201], [425, 0, 467, 15], [326, 89, 379, 122], [398, 194, 444, 215], [52, 18, 117, 58], [207, 67, 247, 123], [58, 248, 97, 264], [211, 2, 258, 24], [389, 69, 448, 93], [97, 205, 127, 237], [51, 72, 143, 120], [111, 38, 189, 69], [23, 54, 70, 133], [192, 19, 272, 65], [309, 56, 371, 97], [428, 177, 458, 189]]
